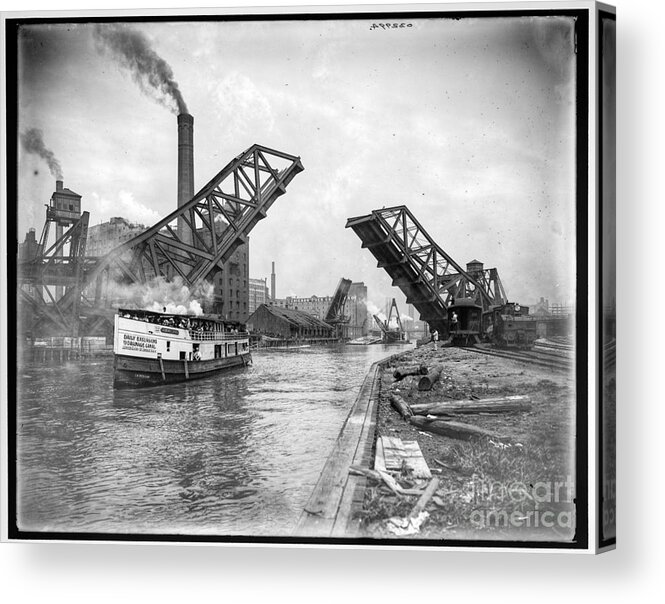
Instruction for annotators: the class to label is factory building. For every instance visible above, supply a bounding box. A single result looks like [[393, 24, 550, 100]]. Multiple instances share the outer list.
[[210, 242, 250, 322], [18, 228, 41, 261], [268, 280, 369, 338], [247, 304, 334, 340], [407, 303, 428, 339], [18, 228, 43, 303], [530, 297, 551, 316], [86, 217, 148, 256], [249, 277, 270, 315], [347, 282, 368, 336], [271, 294, 333, 320]]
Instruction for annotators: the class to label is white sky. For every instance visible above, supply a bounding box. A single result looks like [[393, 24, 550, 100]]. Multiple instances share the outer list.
[[16, 15, 577, 311]]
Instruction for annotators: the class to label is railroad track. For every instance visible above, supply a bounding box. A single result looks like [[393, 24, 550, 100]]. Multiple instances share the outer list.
[[467, 345, 573, 372], [464, 337, 613, 373]]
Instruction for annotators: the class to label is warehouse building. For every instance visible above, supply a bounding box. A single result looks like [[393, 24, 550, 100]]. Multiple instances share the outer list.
[[86, 217, 147, 256], [248, 277, 270, 315], [247, 304, 334, 340]]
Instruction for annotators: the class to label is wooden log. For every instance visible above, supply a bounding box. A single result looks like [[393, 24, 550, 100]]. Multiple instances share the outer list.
[[388, 393, 413, 419], [409, 477, 440, 517], [410, 395, 532, 416], [393, 364, 428, 381], [348, 466, 424, 496], [409, 415, 510, 442], [417, 365, 444, 391]]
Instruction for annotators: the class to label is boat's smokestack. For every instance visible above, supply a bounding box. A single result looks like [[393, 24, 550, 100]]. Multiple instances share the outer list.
[[177, 113, 194, 246]]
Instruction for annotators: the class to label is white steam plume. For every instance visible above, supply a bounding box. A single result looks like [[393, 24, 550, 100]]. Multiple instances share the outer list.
[[107, 276, 213, 316]]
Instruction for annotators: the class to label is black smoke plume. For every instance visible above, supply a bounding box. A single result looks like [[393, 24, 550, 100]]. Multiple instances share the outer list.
[[93, 23, 188, 114], [20, 128, 63, 179]]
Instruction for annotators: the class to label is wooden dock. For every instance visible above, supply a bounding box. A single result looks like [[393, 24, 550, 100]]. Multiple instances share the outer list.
[[295, 358, 386, 538]]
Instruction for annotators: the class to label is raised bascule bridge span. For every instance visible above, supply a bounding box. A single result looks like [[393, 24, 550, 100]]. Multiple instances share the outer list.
[[345, 205, 507, 338], [18, 145, 304, 337]]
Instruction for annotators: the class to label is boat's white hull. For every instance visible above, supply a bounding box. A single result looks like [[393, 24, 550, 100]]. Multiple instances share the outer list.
[[113, 352, 251, 389]]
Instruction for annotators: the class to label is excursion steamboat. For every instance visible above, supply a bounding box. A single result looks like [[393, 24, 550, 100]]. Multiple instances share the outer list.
[[113, 309, 251, 389]]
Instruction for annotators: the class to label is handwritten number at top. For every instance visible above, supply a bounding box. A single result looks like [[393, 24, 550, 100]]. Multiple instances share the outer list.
[[370, 23, 413, 31]]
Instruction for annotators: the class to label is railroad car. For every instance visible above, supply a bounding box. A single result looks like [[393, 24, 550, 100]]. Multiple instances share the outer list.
[[447, 298, 483, 345], [484, 302, 538, 349]]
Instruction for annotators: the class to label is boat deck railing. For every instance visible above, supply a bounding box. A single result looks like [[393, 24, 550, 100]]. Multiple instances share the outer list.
[[189, 330, 249, 341]]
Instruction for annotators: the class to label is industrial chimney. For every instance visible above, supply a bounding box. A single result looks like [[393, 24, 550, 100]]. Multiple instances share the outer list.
[[271, 261, 276, 302], [177, 113, 194, 247]]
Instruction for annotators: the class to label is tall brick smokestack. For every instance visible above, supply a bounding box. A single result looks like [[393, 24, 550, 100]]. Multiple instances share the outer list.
[[271, 261, 276, 302], [177, 113, 194, 246]]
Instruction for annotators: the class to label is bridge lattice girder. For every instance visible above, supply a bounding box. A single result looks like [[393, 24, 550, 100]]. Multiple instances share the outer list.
[[19, 144, 304, 335], [18, 211, 90, 335], [324, 277, 352, 324], [345, 205, 506, 336], [386, 298, 404, 333]]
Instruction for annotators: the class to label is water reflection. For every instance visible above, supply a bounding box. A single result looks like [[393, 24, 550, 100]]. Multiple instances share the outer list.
[[16, 343, 411, 536]]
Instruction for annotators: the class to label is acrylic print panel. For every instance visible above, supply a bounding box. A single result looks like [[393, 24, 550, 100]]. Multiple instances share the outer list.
[[10, 10, 584, 546], [600, 11, 617, 546]]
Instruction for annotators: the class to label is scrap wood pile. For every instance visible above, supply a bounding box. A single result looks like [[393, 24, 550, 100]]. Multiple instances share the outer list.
[[351, 435, 444, 536], [354, 353, 537, 537], [387, 361, 532, 443], [355, 347, 574, 539]]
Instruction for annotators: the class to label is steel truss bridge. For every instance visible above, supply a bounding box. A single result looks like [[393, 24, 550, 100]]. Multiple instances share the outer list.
[[346, 205, 507, 337], [18, 145, 304, 336], [324, 277, 352, 339], [324, 278, 352, 324]]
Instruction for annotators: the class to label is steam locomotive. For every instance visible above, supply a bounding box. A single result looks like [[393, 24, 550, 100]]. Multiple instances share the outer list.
[[446, 299, 538, 349]]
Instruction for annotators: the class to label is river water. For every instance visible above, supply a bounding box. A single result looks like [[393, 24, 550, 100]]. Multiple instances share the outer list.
[[16, 343, 412, 537]]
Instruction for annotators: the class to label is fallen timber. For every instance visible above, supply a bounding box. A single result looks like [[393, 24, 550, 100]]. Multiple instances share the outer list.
[[409, 415, 510, 442], [393, 364, 428, 381], [349, 466, 425, 496], [417, 365, 444, 391], [410, 395, 532, 416], [409, 477, 440, 518], [388, 392, 413, 419]]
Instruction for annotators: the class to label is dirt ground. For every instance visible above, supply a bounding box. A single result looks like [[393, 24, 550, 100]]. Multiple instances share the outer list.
[[356, 342, 578, 543]]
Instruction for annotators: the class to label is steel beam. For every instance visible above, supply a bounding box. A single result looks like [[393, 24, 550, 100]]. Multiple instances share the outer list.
[[346, 205, 507, 336], [18, 145, 303, 336]]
